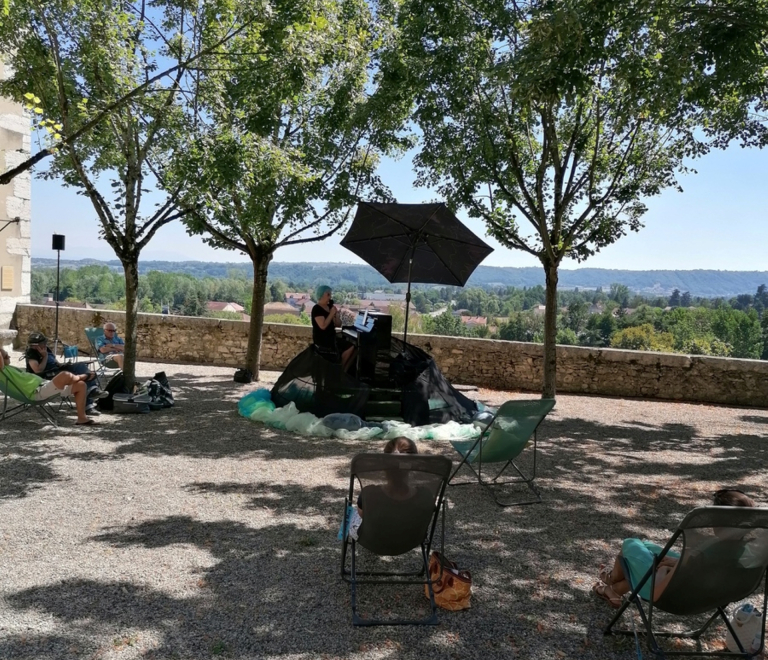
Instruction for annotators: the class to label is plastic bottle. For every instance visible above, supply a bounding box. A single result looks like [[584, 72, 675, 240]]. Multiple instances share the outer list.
[[751, 631, 763, 655], [725, 604, 764, 653]]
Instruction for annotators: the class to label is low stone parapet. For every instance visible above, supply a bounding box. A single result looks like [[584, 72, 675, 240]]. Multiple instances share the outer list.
[[12, 303, 768, 407]]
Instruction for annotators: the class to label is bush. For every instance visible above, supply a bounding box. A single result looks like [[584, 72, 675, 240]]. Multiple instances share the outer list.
[[263, 313, 311, 326], [610, 324, 674, 352], [556, 327, 579, 345]]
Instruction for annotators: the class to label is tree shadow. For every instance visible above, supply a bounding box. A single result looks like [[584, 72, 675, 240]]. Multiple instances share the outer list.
[[4, 472, 747, 660]]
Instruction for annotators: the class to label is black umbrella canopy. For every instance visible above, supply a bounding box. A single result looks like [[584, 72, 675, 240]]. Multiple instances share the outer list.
[[340, 202, 494, 286]]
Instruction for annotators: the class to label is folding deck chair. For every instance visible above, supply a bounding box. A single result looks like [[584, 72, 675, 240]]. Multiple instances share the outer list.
[[84, 327, 121, 383], [605, 506, 768, 658], [340, 453, 452, 626], [0, 366, 59, 426], [448, 398, 555, 506]]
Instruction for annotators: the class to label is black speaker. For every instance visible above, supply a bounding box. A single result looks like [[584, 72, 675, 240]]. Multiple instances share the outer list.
[[52, 234, 65, 251]]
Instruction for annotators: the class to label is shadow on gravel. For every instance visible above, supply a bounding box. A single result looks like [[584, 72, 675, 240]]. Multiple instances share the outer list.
[[4, 473, 743, 660], [740, 414, 768, 425]]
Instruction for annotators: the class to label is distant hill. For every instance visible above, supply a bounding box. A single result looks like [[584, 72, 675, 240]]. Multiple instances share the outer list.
[[31, 258, 768, 298]]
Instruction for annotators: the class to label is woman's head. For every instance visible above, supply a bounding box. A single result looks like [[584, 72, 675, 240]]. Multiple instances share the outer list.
[[714, 489, 756, 507], [384, 437, 418, 455], [315, 285, 332, 305]]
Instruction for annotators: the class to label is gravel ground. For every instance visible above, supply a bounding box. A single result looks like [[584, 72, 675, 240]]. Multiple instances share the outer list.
[[1, 352, 767, 660]]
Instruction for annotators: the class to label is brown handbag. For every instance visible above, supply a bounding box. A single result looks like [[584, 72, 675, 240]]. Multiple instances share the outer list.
[[424, 550, 472, 611]]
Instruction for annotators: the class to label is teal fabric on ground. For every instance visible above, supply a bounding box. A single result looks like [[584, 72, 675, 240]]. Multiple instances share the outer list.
[[237, 390, 481, 441], [238, 389, 273, 417], [622, 539, 681, 601]]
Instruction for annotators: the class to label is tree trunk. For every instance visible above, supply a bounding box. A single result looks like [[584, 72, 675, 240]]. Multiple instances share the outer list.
[[245, 252, 273, 379], [542, 259, 559, 399], [122, 256, 140, 390]]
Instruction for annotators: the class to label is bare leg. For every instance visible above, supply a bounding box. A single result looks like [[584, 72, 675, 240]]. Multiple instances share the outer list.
[[341, 346, 356, 372], [51, 372, 91, 423], [111, 354, 124, 369]]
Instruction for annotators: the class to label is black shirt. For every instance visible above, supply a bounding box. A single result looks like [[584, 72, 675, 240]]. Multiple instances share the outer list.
[[311, 304, 337, 350]]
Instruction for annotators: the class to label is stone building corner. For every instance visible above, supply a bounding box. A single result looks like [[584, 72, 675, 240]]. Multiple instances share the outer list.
[[0, 57, 32, 330]]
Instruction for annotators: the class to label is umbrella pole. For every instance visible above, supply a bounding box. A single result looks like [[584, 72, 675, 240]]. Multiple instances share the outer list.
[[403, 251, 414, 345]]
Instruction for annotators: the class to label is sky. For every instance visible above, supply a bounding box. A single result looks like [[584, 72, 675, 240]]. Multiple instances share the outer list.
[[29, 141, 768, 272]]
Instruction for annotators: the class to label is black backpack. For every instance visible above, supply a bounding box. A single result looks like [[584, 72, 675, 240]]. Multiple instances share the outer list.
[[144, 371, 174, 409], [97, 371, 130, 411], [233, 368, 253, 384]]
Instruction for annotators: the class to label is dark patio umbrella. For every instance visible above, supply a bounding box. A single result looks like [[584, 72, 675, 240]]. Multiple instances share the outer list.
[[340, 202, 493, 343]]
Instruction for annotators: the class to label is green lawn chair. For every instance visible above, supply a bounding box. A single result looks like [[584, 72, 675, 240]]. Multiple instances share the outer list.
[[340, 453, 452, 626], [605, 506, 768, 658], [0, 366, 59, 427], [84, 327, 121, 383], [449, 398, 555, 507]]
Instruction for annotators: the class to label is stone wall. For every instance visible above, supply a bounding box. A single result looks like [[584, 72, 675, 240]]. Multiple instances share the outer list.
[[13, 303, 768, 407]]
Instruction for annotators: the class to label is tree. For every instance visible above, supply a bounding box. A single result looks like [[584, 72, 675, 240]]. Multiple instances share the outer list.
[[386, 0, 768, 397], [611, 324, 674, 352], [680, 291, 692, 308], [0, 1, 257, 387], [165, 0, 405, 378], [269, 280, 288, 304], [669, 289, 682, 307]]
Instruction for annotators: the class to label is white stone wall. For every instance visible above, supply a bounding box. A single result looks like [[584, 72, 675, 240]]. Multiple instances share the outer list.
[[0, 58, 32, 328]]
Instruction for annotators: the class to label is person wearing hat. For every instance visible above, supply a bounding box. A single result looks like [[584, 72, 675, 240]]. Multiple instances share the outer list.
[[25, 332, 104, 414], [311, 285, 355, 371], [0, 347, 97, 425]]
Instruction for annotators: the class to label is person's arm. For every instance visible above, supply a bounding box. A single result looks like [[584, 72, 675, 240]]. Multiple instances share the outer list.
[[313, 307, 336, 330], [28, 358, 45, 374], [0, 348, 8, 370]]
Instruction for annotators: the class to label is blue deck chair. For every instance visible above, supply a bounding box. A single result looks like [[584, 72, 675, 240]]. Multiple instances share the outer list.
[[0, 366, 59, 426], [449, 398, 555, 507], [84, 327, 121, 383], [605, 506, 768, 658]]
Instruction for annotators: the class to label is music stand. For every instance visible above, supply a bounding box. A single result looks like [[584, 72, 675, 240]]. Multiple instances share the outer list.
[[52, 234, 65, 355]]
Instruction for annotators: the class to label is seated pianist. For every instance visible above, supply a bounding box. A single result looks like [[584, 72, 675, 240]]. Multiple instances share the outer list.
[[311, 285, 356, 372]]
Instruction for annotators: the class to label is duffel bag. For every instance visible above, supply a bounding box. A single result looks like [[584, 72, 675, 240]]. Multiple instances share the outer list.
[[112, 393, 151, 414]]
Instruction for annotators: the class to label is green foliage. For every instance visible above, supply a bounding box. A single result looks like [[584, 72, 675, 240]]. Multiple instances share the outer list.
[[383, 0, 768, 395], [422, 311, 468, 337], [556, 327, 579, 346], [498, 313, 545, 343], [611, 324, 674, 352], [711, 308, 763, 359], [160, 0, 406, 375], [263, 313, 311, 326], [206, 310, 243, 321]]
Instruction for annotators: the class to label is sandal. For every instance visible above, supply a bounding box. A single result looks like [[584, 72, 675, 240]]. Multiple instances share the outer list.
[[76, 418, 97, 426], [592, 582, 622, 608], [598, 565, 613, 585]]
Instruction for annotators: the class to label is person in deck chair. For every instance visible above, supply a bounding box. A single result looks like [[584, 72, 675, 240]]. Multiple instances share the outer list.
[[1, 347, 97, 425], [94, 321, 125, 370], [25, 332, 104, 415], [347, 437, 435, 541], [592, 488, 757, 608]]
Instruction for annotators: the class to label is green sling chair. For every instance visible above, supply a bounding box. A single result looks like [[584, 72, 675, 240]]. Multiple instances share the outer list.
[[605, 506, 768, 658], [449, 398, 555, 507], [0, 366, 59, 426]]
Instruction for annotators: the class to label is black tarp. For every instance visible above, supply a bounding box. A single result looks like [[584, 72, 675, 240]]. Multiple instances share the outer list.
[[271, 339, 477, 426]]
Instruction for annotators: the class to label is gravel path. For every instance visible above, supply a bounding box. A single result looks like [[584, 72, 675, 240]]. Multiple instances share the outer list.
[[1, 353, 767, 659]]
